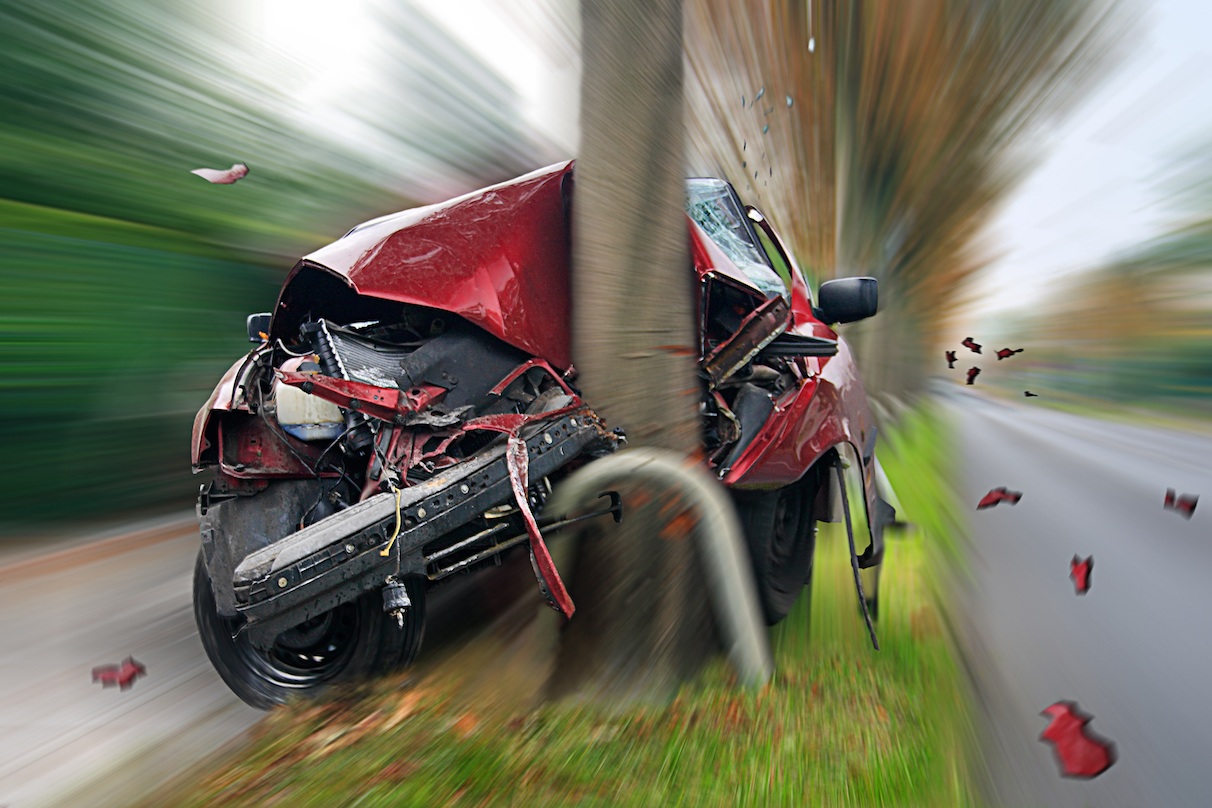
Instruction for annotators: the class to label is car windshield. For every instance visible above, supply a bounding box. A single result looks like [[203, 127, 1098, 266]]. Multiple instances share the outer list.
[[685, 179, 787, 299]]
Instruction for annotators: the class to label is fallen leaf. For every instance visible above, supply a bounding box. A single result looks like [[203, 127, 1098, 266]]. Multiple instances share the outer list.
[[383, 690, 427, 731], [451, 713, 479, 738]]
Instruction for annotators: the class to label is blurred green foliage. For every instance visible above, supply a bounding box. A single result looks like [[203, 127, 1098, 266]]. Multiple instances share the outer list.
[[0, 202, 281, 523], [0, 0, 542, 529]]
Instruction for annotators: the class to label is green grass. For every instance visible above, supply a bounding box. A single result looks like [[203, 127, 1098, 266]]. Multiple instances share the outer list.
[[147, 408, 979, 808]]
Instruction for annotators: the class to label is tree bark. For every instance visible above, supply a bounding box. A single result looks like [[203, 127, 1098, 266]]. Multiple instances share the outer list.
[[571, 0, 698, 454], [553, 0, 716, 706]]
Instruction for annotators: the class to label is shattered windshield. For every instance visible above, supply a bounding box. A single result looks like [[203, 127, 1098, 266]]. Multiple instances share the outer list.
[[685, 179, 787, 299]]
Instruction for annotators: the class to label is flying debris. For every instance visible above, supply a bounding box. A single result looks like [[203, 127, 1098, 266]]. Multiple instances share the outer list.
[[1163, 489, 1198, 519], [92, 657, 147, 691], [786, 94, 794, 107], [996, 348, 1024, 360], [1039, 702, 1116, 779], [961, 337, 982, 353], [190, 162, 249, 184], [762, 124, 769, 134], [1069, 555, 1093, 595], [977, 487, 1022, 509], [1025, 391, 1039, 397], [945, 351, 957, 368], [966, 367, 980, 385]]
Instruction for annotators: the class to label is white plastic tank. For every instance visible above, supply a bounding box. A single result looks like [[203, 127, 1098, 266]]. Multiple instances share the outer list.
[[273, 356, 344, 441]]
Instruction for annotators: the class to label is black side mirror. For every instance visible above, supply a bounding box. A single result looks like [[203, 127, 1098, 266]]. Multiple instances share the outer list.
[[817, 277, 878, 324], [246, 312, 272, 343]]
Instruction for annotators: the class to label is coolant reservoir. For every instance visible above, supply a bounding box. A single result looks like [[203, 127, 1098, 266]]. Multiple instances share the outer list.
[[274, 357, 344, 441]]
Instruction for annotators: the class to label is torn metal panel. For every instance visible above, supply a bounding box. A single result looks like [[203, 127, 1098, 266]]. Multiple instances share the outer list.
[[488, 357, 577, 398], [703, 294, 791, 388], [461, 406, 584, 619], [275, 369, 446, 423], [218, 415, 330, 479]]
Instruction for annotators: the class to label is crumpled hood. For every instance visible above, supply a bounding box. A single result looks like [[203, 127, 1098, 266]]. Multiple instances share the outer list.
[[300, 161, 575, 369]]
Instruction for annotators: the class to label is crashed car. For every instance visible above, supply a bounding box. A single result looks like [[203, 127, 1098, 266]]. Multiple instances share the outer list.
[[191, 161, 893, 709]]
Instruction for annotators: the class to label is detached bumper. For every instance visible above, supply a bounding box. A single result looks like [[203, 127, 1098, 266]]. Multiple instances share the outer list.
[[230, 408, 613, 649]]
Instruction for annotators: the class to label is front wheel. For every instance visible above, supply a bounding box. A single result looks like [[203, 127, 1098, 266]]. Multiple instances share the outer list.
[[734, 476, 817, 626], [193, 551, 425, 709]]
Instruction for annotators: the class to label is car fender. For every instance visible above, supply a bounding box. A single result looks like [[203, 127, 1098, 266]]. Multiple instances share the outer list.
[[722, 336, 884, 563], [191, 349, 261, 470]]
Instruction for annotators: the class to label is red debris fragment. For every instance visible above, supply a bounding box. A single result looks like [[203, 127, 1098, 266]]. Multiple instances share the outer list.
[[977, 487, 1022, 510], [966, 367, 981, 385], [92, 657, 146, 691], [190, 162, 249, 184], [1069, 555, 1093, 595], [1163, 489, 1197, 519], [1039, 701, 1116, 779], [961, 337, 982, 354]]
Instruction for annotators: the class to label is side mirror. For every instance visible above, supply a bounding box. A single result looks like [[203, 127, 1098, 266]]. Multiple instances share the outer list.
[[246, 312, 272, 343], [817, 277, 878, 324]]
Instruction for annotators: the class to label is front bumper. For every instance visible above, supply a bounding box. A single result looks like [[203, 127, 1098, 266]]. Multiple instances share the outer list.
[[229, 408, 614, 649]]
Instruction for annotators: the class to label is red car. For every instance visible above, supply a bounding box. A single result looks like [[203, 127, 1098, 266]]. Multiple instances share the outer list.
[[191, 161, 892, 708]]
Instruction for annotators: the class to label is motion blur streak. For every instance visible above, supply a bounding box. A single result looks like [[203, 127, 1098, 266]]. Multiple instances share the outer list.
[[0, 0, 558, 528], [685, 0, 1132, 401]]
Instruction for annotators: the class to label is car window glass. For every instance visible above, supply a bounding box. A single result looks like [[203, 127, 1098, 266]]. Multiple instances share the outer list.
[[753, 226, 793, 294], [685, 179, 787, 300]]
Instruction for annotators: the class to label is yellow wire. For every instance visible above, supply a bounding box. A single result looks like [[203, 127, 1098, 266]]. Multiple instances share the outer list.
[[380, 484, 403, 557]]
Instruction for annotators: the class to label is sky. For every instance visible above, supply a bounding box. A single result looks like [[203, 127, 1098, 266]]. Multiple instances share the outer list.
[[254, 0, 579, 158], [965, 0, 1212, 323]]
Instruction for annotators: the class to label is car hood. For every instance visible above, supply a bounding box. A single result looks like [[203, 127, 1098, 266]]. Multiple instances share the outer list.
[[301, 161, 576, 369]]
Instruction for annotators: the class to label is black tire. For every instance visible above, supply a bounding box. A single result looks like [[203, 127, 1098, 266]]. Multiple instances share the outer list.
[[734, 477, 818, 625], [193, 550, 425, 710]]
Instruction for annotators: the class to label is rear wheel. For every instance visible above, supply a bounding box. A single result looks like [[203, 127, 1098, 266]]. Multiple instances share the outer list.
[[193, 551, 425, 709], [734, 477, 818, 625]]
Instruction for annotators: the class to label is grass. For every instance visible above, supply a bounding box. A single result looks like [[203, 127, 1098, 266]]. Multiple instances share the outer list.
[[146, 408, 980, 808]]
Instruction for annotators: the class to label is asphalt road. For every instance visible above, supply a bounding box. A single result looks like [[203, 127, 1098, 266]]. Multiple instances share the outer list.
[[938, 385, 1212, 808], [0, 515, 262, 808], [0, 511, 511, 808]]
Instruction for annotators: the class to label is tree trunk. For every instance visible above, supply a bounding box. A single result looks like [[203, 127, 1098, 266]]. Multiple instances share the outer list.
[[571, 0, 698, 454], [553, 0, 716, 706]]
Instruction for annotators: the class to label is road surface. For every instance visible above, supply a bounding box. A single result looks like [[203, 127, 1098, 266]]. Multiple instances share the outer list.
[[939, 385, 1212, 808], [0, 515, 260, 808], [0, 511, 510, 808]]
